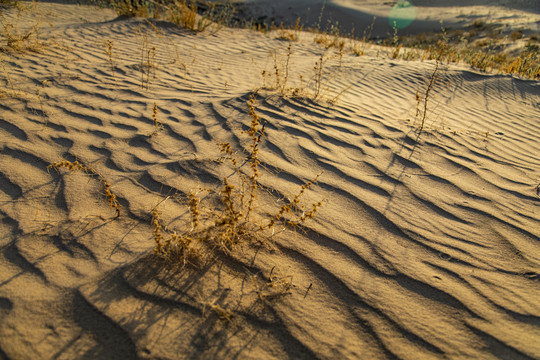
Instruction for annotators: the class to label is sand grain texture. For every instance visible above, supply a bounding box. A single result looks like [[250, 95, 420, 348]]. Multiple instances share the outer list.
[[0, 2, 539, 359]]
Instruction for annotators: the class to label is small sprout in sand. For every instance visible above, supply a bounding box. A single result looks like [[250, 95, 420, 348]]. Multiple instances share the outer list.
[[277, 17, 302, 42], [252, 267, 294, 302], [149, 102, 162, 135], [203, 300, 234, 322]]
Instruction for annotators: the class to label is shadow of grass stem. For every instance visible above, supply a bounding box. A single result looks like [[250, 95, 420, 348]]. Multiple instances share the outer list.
[[419, 60, 439, 132], [48, 160, 120, 217]]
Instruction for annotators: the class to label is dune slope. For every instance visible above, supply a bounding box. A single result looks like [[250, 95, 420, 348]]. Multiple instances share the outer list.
[[0, 2, 539, 359]]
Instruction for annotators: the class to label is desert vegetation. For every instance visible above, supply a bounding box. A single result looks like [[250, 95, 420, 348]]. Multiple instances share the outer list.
[[380, 20, 540, 79]]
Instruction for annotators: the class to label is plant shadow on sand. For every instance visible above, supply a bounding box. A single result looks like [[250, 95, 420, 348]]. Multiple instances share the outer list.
[[78, 250, 319, 359]]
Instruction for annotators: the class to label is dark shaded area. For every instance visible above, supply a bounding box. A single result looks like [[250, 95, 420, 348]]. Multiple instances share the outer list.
[[466, 323, 538, 360], [70, 291, 139, 360], [0, 171, 23, 199]]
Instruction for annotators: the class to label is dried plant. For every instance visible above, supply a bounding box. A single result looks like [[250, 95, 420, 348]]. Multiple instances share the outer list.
[[416, 60, 440, 132], [262, 43, 294, 95], [385, 23, 539, 79], [0, 2, 45, 53], [262, 47, 333, 102], [277, 17, 302, 42], [314, 21, 345, 52], [151, 96, 322, 267], [264, 174, 323, 230], [103, 39, 117, 84], [148, 102, 163, 136], [139, 32, 157, 90], [110, 0, 152, 17], [311, 53, 326, 101], [353, 16, 376, 56], [252, 267, 293, 302]]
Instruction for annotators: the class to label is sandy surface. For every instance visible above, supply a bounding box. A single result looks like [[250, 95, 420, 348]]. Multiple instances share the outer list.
[[0, 1, 539, 359]]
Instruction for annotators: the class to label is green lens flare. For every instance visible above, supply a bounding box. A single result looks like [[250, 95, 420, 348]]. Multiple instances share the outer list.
[[389, 0, 416, 30]]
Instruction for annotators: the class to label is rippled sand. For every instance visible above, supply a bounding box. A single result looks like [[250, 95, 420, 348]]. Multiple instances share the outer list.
[[0, 2, 539, 359]]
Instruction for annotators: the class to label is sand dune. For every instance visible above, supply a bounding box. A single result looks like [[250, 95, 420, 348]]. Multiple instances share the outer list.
[[0, 1, 539, 359], [238, 0, 540, 37]]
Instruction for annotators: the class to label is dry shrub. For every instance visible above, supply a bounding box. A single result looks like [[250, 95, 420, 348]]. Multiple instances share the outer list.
[[277, 17, 302, 42], [0, 1, 46, 53], [151, 96, 322, 267], [262, 45, 334, 102], [167, 0, 198, 30], [110, 0, 228, 33]]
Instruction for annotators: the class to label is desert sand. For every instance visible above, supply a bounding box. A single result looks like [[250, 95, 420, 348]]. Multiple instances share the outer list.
[[0, 1, 539, 359], [239, 0, 540, 38]]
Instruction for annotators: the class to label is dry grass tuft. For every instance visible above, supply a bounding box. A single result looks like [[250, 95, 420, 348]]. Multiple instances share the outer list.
[[252, 267, 293, 302], [262, 46, 334, 102], [48, 160, 121, 218], [0, 1, 46, 53], [277, 17, 302, 42], [110, 0, 232, 33]]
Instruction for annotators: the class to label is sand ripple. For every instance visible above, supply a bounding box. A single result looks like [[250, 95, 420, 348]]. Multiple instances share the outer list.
[[0, 3, 539, 359]]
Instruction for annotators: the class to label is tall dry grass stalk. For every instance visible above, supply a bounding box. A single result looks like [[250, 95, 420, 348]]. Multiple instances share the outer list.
[[138, 30, 156, 90], [416, 60, 440, 132]]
